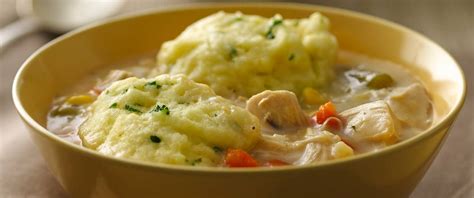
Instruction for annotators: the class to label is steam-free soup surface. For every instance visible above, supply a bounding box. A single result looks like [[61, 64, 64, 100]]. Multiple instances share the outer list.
[[47, 12, 432, 167]]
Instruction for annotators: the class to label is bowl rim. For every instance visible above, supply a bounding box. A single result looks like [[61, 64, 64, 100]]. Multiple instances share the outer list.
[[12, 2, 467, 173]]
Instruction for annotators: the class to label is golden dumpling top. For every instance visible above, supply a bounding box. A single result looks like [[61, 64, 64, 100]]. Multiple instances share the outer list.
[[79, 74, 261, 166], [156, 11, 338, 98]]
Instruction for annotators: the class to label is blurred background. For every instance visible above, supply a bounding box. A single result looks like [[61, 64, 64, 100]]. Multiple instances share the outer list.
[[0, 0, 472, 197]]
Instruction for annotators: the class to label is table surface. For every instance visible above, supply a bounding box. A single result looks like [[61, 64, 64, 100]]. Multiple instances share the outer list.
[[0, 0, 472, 197]]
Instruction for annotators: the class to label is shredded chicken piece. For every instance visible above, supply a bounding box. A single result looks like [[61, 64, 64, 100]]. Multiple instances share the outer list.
[[339, 100, 399, 151], [246, 90, 311, 133], [254, 130, 352, 165], [386, 83, 432, 129], [293, 143, 324, 165], [257, 132, 339, 153]]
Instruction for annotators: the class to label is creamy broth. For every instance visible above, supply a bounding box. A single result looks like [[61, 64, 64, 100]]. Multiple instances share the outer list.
[[47, 12, 433, 167], [47, 50, 432, 166]]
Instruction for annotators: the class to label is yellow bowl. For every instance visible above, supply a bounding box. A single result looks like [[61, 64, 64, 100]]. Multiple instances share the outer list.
[[12, 3, 466, 198]]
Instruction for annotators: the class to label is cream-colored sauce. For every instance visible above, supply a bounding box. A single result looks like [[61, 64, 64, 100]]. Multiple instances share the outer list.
[[47, 51, 433, 166]]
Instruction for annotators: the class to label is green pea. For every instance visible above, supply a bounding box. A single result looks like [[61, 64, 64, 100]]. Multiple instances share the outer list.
[[50, 106, 80, 116], [367, 73, 394, 89]]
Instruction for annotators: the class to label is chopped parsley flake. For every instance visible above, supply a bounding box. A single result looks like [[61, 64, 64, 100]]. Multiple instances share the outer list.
[[233, 17, 242, 22], [122, 88, 129, 94], [145, 81, 162, 89], [229, 47, 238, 59], [191, 158, 202, 166], [124, 104, 142, 113], [212, 146, 223, 153], [109, 103, 118, 108], [265, 19, 283, 39], [288, 53, 295, 61], [351, 125, 357, 131], [150, 135, 161, 143], [151, 104, 170, 115]]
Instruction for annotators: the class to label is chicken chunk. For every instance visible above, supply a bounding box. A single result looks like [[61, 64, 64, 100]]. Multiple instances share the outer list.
[[256, 131, 339, 153], [293, 141, 353, 165], [253, 130, 353, 165], [246, 90, 311, 133], [386, 83, 432, 129], [339, 100, 399, 149]]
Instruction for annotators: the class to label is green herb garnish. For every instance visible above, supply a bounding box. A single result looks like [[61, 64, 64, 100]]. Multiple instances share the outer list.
[[212, 146, 223, 153], [191, 158, 202, 166], [145, 81, 162, 89], [229, 47, 238, 59], [265, 19, 283, 39], [150, 135, 161, 143], [351, 125, 357, 131], [146, 81, 156, 86], [50, 106, 79, 116], [233, 16, 242, 22], [121, 88, 129, 94], [109, 103, 118, 108], [124, 104, 142, 113], [151, 104, 170, 115], [288, 53, 295, 61]]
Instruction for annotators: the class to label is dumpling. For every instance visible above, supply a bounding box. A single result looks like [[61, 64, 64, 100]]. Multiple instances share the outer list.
[[156, 11, 337, 98], [79, 74, 261, 166]]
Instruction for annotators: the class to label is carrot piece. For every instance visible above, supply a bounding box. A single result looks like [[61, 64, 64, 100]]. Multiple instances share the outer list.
[[325, 117, 342, 131], [264, 159, 289, 167], [315, 101, 337, 124], [225, 149, 258, 167], [312, 115, 342, 132]]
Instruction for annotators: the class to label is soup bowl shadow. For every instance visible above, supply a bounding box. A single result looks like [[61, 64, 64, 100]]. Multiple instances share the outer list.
[[12, 3, 466, 198]]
